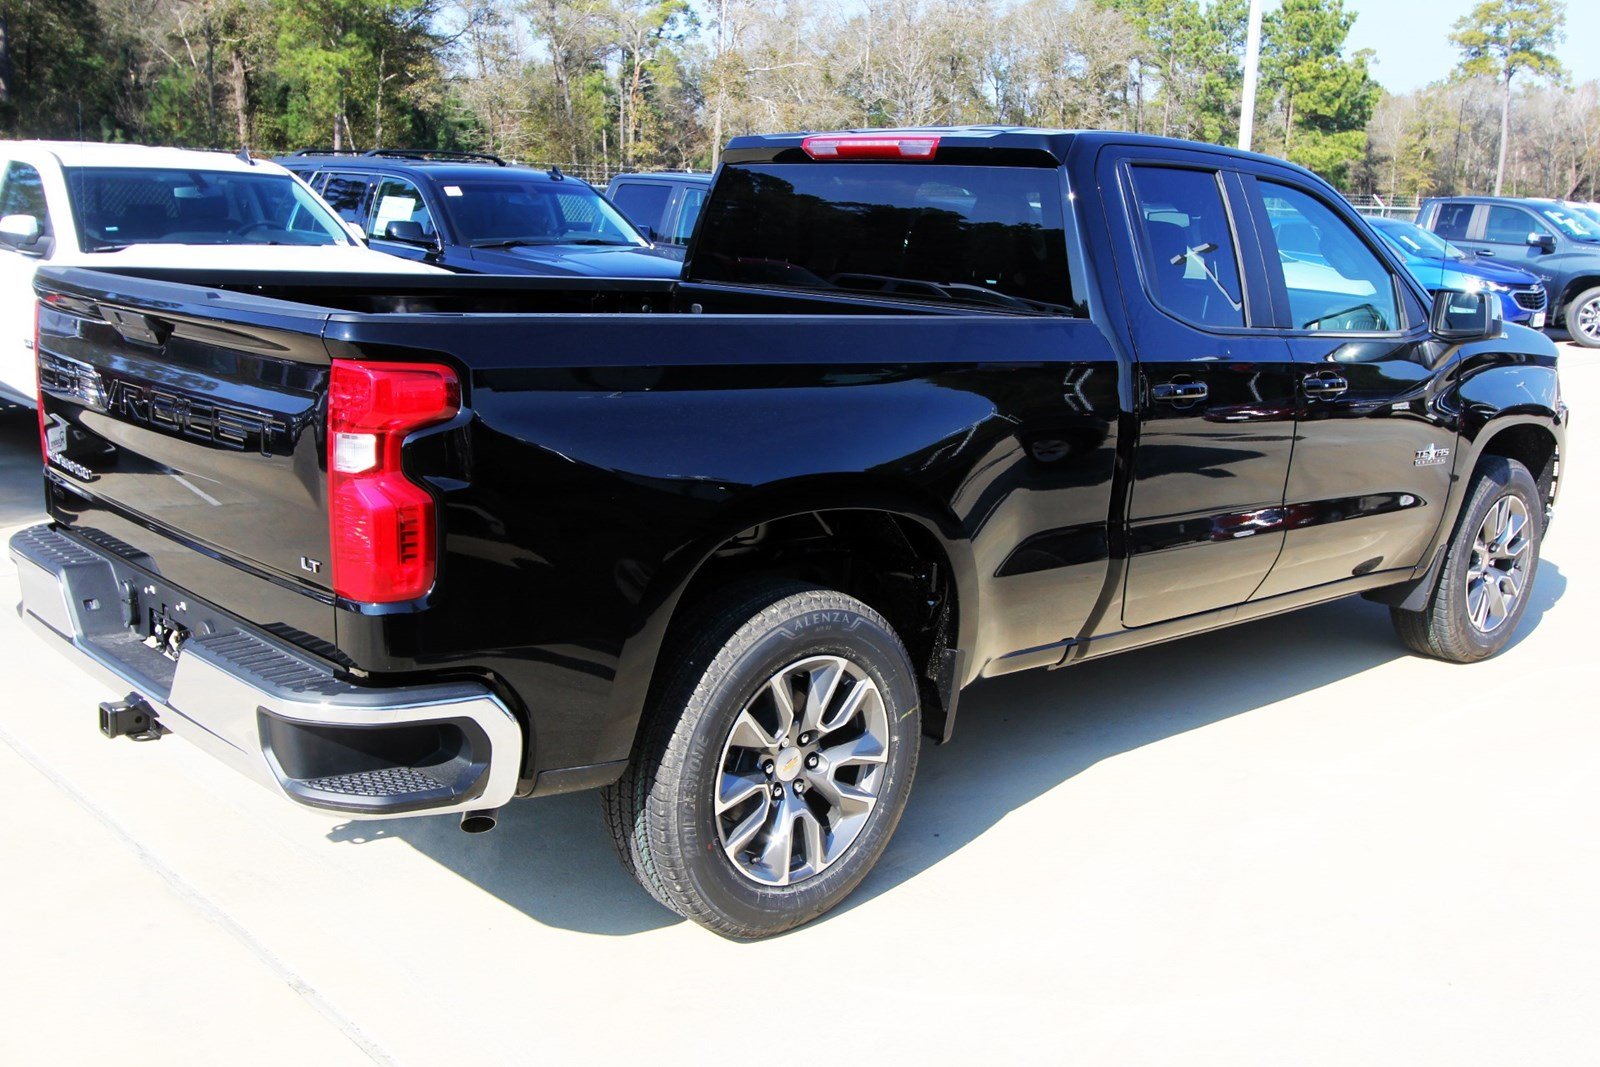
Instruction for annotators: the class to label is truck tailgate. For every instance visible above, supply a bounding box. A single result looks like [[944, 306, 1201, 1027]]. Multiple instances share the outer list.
[[35, 269, 339, 650]]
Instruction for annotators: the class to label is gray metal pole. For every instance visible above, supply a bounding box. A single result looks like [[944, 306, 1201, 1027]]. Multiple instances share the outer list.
[[1239, 0, 1264, 151]]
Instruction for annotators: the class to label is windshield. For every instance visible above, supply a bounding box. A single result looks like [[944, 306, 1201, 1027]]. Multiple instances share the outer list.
[[1570, 204, 1600, 228], [1537, 205, 1600, 242], [441, 179, 644, 247], [64, 167, 349, 250], [689, 163, 1073, 314], [1374, 219, 1467, 262]]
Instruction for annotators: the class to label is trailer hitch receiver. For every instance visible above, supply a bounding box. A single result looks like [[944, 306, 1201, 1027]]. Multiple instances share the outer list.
[[99, 696, 163, 741]]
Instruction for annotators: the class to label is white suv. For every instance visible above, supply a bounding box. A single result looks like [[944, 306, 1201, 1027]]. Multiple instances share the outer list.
[[0, 141, 445, 407]]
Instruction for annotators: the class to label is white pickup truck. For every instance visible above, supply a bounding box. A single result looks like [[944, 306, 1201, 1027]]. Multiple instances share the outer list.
[[0, 141, 444, 407]]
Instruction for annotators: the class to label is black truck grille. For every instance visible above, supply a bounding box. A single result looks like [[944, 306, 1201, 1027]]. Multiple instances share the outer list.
[[1513, 286, 1548, 312]]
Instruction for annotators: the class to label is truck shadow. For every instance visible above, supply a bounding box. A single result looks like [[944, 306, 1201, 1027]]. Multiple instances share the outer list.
[[326, 562, 1564, 938], [0, 407, 48, 528], [846, 564, 1566, 920]]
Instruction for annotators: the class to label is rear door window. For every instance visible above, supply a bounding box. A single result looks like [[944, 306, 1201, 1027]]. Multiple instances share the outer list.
[[690, 163, 1072, 313], [1126, 165, 1246, 329], [610, 181, 672, 233], [320, 172, 377, 233], [1432, 202, 1476, 241]]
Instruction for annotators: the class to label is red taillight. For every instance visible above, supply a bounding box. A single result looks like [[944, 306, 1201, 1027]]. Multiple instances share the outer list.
[[800, 134, 941, 160], [327, 360, 460, 603]]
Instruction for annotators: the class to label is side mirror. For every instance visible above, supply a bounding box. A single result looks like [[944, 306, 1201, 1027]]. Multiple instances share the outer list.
[[0, 213, 46, 255], [344, 220, 368, 242], [383, 219, 436, 247], [1430, 288, 1501, 342], [638, 224, 657, 243], [1528, 232, 1556, 253]]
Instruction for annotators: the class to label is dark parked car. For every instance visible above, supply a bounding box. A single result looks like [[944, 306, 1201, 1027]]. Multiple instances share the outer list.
[[276, 148, 682, 279], [20, 129, 1565, 938], [1418, 194, 1600, 347], [604, 171, 711, 254], [1367, 216, 1547, 328]]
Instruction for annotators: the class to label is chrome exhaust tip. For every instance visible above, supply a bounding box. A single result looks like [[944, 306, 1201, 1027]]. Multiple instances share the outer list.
[[460, 809, 499, 834]]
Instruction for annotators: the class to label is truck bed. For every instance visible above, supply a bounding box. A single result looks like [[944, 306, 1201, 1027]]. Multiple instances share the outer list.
[[34, 263, 1121, 789]]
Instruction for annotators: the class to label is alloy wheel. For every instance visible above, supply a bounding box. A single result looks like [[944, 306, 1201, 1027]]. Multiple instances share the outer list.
[[1576, 295, 1600, 343], [714, 655, 890, 886], [1465, 494, 1531, 634]]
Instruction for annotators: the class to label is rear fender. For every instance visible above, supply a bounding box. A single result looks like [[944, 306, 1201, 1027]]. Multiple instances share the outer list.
[[599, 477, 980, 769]]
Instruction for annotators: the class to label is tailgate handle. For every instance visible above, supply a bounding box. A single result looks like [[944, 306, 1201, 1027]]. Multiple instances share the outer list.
[[101, 307, 174, 347]]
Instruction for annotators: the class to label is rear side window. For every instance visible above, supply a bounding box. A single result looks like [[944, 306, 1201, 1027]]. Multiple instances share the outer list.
[[1433, 202, 1475, 241], [611, 182, 671, 232], [1127, 165, 1245, 329], [690, 163, 1072, 314], [321, 173, 376, 232], [1258, 180, 1400, 332]]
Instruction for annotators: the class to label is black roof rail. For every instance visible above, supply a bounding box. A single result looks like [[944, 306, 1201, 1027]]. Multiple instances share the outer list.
[[287, 148, 365, 157], [361, 148, 508, 166]]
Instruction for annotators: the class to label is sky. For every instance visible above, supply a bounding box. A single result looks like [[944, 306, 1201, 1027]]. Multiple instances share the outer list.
[[1342, 0, 1600, 93]]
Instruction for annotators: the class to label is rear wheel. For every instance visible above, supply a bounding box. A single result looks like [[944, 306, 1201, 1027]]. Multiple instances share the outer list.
[[1564, 285, 1600, 348], [1391, 456, 1542, 662], [602, 582, 921, 938]]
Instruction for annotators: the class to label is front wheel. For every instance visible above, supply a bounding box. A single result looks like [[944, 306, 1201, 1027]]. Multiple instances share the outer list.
[[1564, 285, 1600, 348], [602, 582, 921, 938], [1391, 456, 1543, 662]]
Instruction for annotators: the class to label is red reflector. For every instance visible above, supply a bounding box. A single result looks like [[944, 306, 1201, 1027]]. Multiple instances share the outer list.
[[801, 134, 941, 160], [327, 360, 460, 603], [34, 300, 47, 464]]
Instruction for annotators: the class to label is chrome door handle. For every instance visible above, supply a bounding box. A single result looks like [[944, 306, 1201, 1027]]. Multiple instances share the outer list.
[[1151, 381, 1209, 403], [1303, 372, 1349, 399]]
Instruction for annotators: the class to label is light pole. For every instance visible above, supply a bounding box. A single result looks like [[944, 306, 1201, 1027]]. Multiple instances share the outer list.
[[1238, 0, 1264, 152]]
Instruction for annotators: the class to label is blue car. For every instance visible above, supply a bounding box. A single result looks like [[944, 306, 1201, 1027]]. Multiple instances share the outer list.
[[1368, 216, 1547, 328], [275, 149, 683, 279]]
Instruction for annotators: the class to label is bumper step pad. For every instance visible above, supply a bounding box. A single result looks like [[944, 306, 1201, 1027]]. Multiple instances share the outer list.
[[300, 766, 451, 798]]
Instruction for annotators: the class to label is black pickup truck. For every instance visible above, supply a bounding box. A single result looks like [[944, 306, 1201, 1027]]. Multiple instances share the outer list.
[[13, 128, 1566, 938]]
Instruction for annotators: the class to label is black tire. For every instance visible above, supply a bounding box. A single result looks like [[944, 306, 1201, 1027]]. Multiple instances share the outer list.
[[1391, 456, 1542, 662], [601, 582, 921, 938], [1564, 285, 1600, 348]]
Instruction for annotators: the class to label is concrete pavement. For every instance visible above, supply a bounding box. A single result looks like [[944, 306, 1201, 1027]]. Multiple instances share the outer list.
[[1, 345, 1596, 1064]]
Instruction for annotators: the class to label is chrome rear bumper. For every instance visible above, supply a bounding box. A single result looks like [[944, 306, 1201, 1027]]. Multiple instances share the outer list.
[[9, 523, 522, 819]]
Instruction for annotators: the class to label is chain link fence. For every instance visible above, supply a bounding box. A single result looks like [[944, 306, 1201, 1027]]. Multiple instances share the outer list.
[[509, 161, 707, 186], [513, 161, 619, 184], [1344, 194, 1422, 221]]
